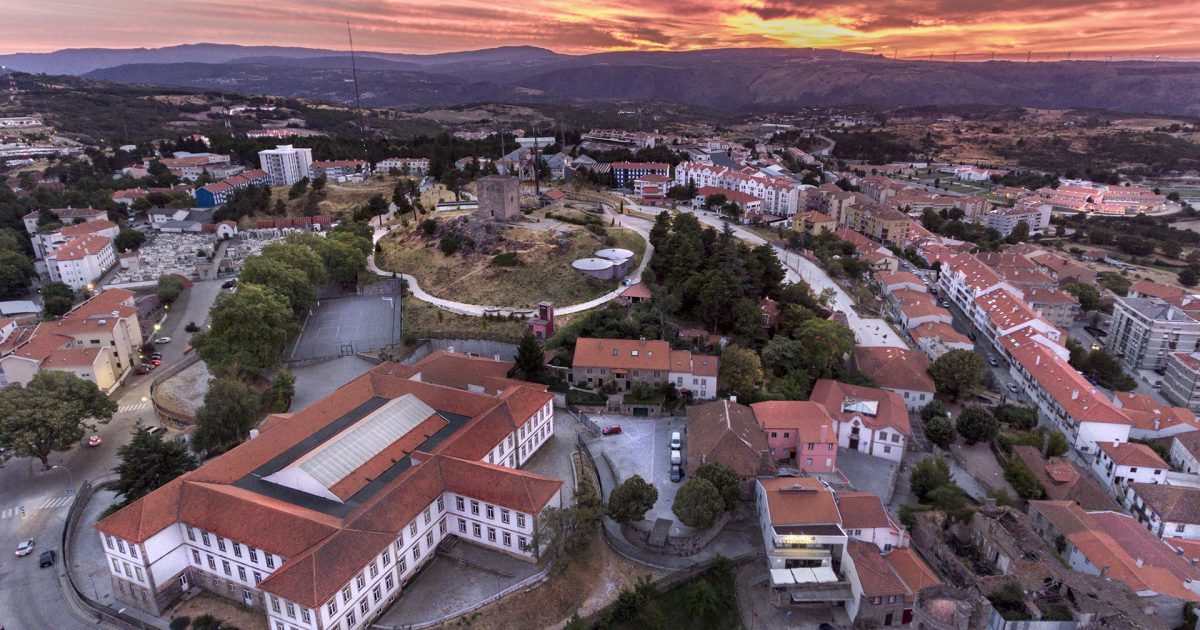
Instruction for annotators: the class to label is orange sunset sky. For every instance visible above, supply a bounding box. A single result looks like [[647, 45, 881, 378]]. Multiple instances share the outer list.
[[3, 0, 1199, 60]]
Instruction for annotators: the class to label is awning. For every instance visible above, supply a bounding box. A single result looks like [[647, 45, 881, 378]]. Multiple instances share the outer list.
[[791, 568, 819, 583], [812, 566, 839, 583], [770, 569, 796, 586]]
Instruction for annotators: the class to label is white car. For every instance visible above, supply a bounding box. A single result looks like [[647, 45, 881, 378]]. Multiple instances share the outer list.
[[15, 538, 34, 557], [154, 337, 172, 344]]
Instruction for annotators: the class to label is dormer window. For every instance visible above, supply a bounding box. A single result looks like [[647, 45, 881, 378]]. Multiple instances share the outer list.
[[612, 349, 618, 356], [631, 350, 638, 357]]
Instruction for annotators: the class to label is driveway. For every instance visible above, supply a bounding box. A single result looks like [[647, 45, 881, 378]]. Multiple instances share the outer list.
[[835, 448, 899, 503], [587, 414, 690, 534]]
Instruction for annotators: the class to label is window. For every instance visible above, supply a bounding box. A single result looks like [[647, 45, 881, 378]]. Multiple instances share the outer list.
[[486, 505, 494, 519], [471, 500, 480, 515], [805, 458, 813, 466], [396, 531, 404, 548], [517, 514, 526, 528], [346, 611, 356, 627], [130, 544, 139, 559], [276, 622, 284, 630], [112, 558, 121, 572], [232, 543, 242, 558], [238, 566, 247, 581], [185, 527, 195, 542], [770, 431, 777, 438], [135, 567, 143, 582], [271, 595, 281, 613], [118, 540, 126, 554], [501, 509, 510, 524], [883, 446, 892, 454], [286, 602, 296, 618], [191, 550, 201, 564], [216, 536, 226, 552], [503, 532, 512, 547], [488, 527, 496, 542], [398, 557, 407, 574], [342, 586, 352, 603], [458, 518, 467, 533], [891, 434, 900, 443], [888, 595, 897, 604], [1130, 467, 1139, 473], [871, 597, 882, 605], [385, 574, 395, 591], [437, 496, 444, 512], [518, 536, 527, 551], [356, 573, 366, 590], [423, 507, 431, 524], [207, 555, 216, 570], [249, 548, 258, 563], [1177, 524, 1187, 533], [301, 608, 311, 623], [426, 531, 433, 547], [359, 598, 369, 615], [382, 550, 391, 566], [222, 560, 231, 576], [372, 585, 381, 603], [439, 519, 447, 535], [409, 522, 417, 537], [473, 523, 481, 537], [254, 571, 262, 585], [265, 554, 275, 569], [369, 561, 378, 578], [413, 545, 420, 561]]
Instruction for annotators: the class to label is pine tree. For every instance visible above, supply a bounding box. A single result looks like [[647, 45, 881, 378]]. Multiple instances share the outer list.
[[112, 427, 197, 505], [514, 332, 545, 381]]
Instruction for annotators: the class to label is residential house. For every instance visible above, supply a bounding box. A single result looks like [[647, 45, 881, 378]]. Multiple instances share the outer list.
[[47, 233, 116, 290], [1107, 297, 1200, 372], [376, 157, 429, 176], [972, 288, 1062, 354], [750, 401, 837, 472], [571, 337, 721, 399], [1124, 483, 1200, 540], [1022, 287, 1080, 328], [157, 152, 240, 182], [852, 347, 936, 411], [686, 399, 777, 480], [1130, 280, 1188, 302], [909, 322, 974, 361], [809, 380, 911, 462], [874, 271, 926, 295], [836, 492, 905, 551], [984, 200, 1051, 237], [1091, 441, 1169, 497], [1164, 353, 1200, 412], [195, 170, 270, 208], [891, 289, 952, 330], [1170, 432, 1200, 475], [310, 160, 368, 179], [1112, 392, 1200, 440], [22, 207, 110, 260], [1013, 247, 1097, 286], [845, 540, 936, 628], [694, 186, 763, 219], [93, 356, 562, 627], [793, 210, 836, 236]]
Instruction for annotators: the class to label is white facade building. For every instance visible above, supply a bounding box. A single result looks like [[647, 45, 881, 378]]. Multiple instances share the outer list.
[[258, 145, 314, 186]]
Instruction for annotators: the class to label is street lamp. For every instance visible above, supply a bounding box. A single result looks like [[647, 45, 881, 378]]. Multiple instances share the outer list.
[[51, 464, 75, 493]]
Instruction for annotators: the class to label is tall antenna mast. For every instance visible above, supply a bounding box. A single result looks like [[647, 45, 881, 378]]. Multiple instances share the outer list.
[[346, 20, 368, 165]]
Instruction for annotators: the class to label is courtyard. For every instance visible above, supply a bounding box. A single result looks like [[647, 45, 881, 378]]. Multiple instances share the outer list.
[[585, 414, 691, 534], [289, 294, 399, 361]]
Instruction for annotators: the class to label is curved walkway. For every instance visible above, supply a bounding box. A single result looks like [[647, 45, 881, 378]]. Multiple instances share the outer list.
[[365, 202, 653, 317]]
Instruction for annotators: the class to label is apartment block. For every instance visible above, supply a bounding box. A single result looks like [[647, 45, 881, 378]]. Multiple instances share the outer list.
[[1107, 297, 1200, 372], [258, 145, 314, 186]]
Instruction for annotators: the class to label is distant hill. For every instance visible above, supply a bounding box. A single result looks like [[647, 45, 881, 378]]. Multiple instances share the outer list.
[[10, 43, 1200, 116]]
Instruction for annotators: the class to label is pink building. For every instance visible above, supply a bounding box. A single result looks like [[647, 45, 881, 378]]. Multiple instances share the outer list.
[[750, 401, 838, 472]]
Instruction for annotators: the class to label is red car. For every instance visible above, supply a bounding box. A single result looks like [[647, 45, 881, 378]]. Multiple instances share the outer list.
[[148, 358, 163, 366], [601, 425, 622, 436], [87, 435, 103, 447]]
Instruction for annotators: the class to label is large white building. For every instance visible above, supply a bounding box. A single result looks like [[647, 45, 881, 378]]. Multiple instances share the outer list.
[[258, 145, 314, 186], [1107, 297, 1200, 372], [46, 233, 117, 290], [984, 200, 1051, 237], [94, 352, 562, 630], [675, 161, 805, 218], [808, 380, 911, 463], [1090, 441, 1169, 498]]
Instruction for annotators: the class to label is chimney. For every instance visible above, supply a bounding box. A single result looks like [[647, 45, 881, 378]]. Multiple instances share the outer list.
[[1136, 557, 1144, 568], [639, 336, 646, 345], [249, 429, 260, 440], [1100, 565, 1109, 579], [494, 353, 501, 361], [730, 395, 738, 404], [1071, 389, 1079, 400], [448, 346, 455, 353]]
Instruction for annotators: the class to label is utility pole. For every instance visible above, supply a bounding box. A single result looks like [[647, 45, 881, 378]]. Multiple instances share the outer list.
[[952, 51, 957, 62], [346, 20, 368, 166]]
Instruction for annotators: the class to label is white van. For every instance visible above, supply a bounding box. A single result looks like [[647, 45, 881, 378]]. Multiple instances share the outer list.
[[670, 432, 682, 450], [670, 450, 682, 466]]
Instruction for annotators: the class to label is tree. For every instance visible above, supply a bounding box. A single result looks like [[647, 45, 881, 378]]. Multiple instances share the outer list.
[[114, 227, 146, 253], [311, 175, 327, 192], [606, 475, 658, 523], [909, 456, 953, 503], [993, 404, 1037, 430], [513, 332, 545, 381], [260, 241, 328, 287], [672, 477, 724, 529], [1045, 430, 1069, 457], [921, 402, 955, 449], [1162, 241, 1183, 259], [1181, 267, 1199, 288], [41, 281, 75, 318], [239, 255, 317, 313], [682, 580, 722, 624], [928, 350, 987, 401], [719, 345, 762, 398], [265, 369, 296, 412], [0, 249, 36, 299], [1062, 282, 1102, 312], [288, 177, 309, 199], [191, 284, 298, 380], [792, 319, 855, 378], [1004, 460, 1045, 500], [1006, 221, 1030, 244], [156, 274, 186, 305], [192, 379, 261, 454], [0, 371, 117, 467], [112, 427, 197, 505], [956, 405, 998, 445], [695, 461, 740, 512]]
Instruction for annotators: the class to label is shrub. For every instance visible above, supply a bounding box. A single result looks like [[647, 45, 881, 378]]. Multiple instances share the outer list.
[[491, 252, 521, 267], [1045, 430, 1069, 457], [607, 475, 659, 523], [994, 404, 1037, 430], [672, 477, 724, 529], [170, 618, 191, 630], [956, 405, 999, 445], [419, 218, 437, 235], [1004, 460, 1045, 500], [184, 321, 200, 333], [439, 235, 460, 256]]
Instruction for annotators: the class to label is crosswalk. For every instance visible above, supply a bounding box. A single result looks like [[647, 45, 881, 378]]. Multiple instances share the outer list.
[[118, 402, 149, 413], [0, 495, 72, 520]]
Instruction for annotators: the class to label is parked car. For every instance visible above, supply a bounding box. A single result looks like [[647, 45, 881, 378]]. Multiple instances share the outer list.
[[134, 365, 153, 375], [147, 426, 168, 437], [988, 357, 999, 367], [38, 550, 55, 568], [601, 425, 622, 436], [1007, 382, 1019, 393], [670, 464, 683, 482], [87, 435, 103, 447], [147, 352, 163, 360], [670, 432, 682, 450], [147, 358, 163, 366], [670, 450, 682, 467], [221, 279, 238, 289], [15, 538, 34, 557], [154, 337, 172, 344]]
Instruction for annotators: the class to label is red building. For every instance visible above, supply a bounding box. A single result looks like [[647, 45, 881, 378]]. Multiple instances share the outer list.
[[750, 401, 838, 472]]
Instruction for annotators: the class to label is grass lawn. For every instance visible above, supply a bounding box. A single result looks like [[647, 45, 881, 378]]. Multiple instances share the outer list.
[[402, 298, 528, 342], [377, 221, 645, 309]]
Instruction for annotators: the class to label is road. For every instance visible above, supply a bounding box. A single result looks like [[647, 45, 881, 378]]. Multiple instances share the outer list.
[[812, 133, 836, 157], [0, 279, 223, 630]]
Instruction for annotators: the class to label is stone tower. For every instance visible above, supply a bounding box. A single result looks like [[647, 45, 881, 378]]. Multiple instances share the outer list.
[[476, 175, 520, 221]]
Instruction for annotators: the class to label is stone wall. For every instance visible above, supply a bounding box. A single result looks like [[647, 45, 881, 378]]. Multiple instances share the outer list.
[[620, 512, 732, 557]]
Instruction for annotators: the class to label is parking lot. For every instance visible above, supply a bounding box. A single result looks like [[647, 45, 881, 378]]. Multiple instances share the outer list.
[[587, 414, 691, 533], [290, 295, 398, 360]]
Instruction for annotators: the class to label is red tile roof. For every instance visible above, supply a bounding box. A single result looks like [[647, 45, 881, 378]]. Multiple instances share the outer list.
[[1130, 279, 1186, 301], [51, 233, 111, 261], [835, 492, 893, 530], [847, 540, 906, 598], [1097, 441, 1168, 469], [883, 547, 941, 603], [810, 379, 912, 436], [1001, 333, 1130, 425], [909, 322, 972, 346], [757, 477, 840, 526], [60, 219, 116, 238], [573, 337, 671, 371], [750, 401, 834, 444], [686, 399, 776, 478], [1113, 392, 1200, 433], [852, 347, 935, 395]]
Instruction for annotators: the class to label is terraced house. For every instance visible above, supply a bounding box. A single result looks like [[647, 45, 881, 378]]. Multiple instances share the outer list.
[[94, 354, 562, 630]]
